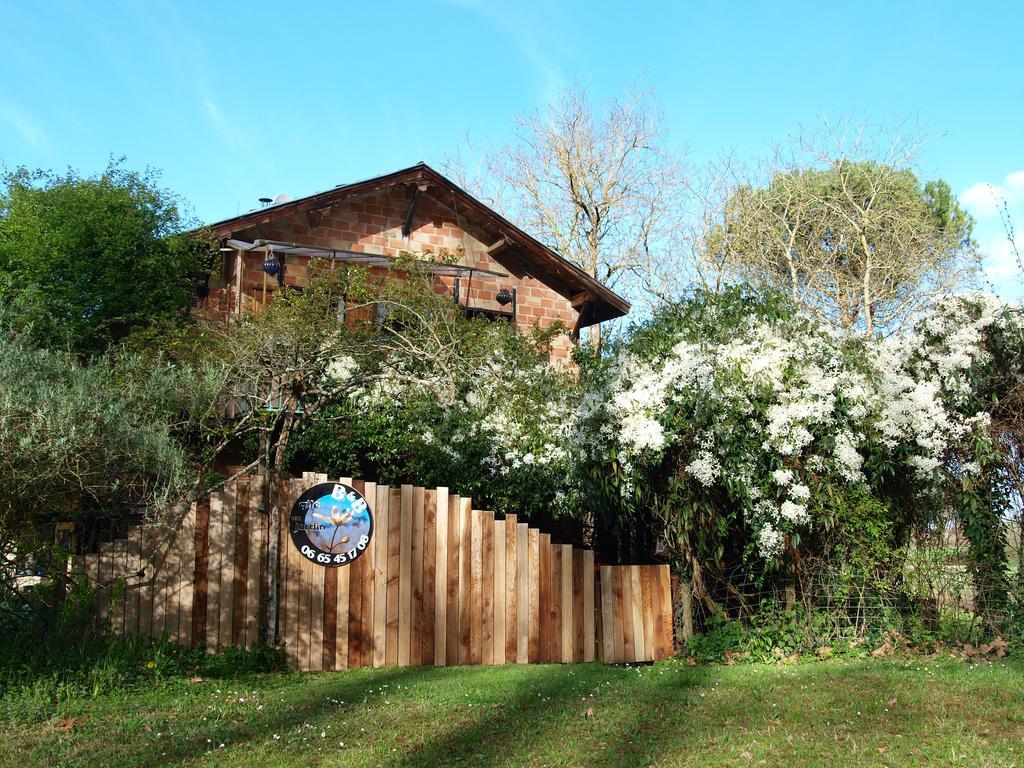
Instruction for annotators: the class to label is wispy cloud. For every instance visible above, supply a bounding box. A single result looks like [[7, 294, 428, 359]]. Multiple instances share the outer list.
[[0, 98, 48, 149], [442, 0, 566, 102], [960, 171, 1024, 296], [960, 170, 1024, 220]]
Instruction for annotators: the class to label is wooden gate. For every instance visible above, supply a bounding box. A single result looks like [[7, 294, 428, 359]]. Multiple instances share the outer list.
[[74, 473, 674, 669]]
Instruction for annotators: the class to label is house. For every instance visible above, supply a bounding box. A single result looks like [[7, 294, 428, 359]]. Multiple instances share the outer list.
[[195, 163, 629, 360]]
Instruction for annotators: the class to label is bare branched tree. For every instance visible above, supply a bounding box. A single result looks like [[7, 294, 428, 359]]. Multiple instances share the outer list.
[[449, 84, 688, 345]]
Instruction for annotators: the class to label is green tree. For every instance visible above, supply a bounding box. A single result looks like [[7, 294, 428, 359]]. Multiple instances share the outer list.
[[0, 160, 208, 353], [705, 146, 977, 335]]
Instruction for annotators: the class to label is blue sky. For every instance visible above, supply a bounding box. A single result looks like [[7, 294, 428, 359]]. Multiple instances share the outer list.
[[1, 0, 1022, 296]]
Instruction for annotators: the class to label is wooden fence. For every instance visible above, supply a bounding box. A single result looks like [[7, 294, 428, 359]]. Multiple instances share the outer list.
[[74, 474, 674, 669]]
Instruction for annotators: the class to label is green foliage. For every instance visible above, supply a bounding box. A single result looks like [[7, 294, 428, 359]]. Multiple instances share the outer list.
[[0, 318, 224, 616], [707, 160, 976, 333], [0, 160, 209, 353], [287, 308, 577, 519], [0, 575, 282, 722]]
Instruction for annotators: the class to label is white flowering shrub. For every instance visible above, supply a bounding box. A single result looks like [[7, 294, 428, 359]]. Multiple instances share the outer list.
[[290, 319, 580, 519], [576, 288, 1024, 594]]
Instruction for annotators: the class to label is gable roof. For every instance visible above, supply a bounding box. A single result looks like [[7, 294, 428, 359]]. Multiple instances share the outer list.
[[205, 163, 630, 324]]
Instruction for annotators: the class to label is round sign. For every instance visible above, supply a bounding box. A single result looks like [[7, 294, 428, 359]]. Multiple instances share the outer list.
[[289, 482, 373, 567]]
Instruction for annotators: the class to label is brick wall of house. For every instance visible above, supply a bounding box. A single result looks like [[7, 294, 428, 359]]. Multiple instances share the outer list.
[[198, 186, 580, 361]]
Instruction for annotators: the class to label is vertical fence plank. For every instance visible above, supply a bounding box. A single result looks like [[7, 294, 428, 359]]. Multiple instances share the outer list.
[[493, 518, 506, 665], [572, 550, 584, 662], [386, 487, 402, 667], [504, 515, 518, 664], [218, 481, 238, 649], [177, 502, 197, 647], [469, 510, 484, 665], [244, 480, 263, 650], [332, 558, 348, 669], [630, 566, 646, 663], [84, 551, 98, 625], [560, 544, 573, 663], [583, 550, 596, 662], [355, 480, 377, 669], [538, 534, 551, 662], [125, 528, 142, 636], [622, 566, 636, 662], [190, 495, 210, 647], [657, 565, 673, 660], [445, 494, 460, 666], [528, 529, 540, 662], [410, 485, 425, 666], [308, 474, 328, 671], [165, 526, 185, 644], [516, 522, 529, 663], [433, 487, 448, 666], [204, 491, 224, 648], [458, 498, 472, 665], [232, 483, 251, 647], [372, 485, 389, 668], [398, 485, 414, 666], [284, 482, 303, 668], [96, 542, 110, 628], [611, 567, 625, 663], [422, 489, 436, 666], [481, 512, 495, 665], [640, 567, 655, 662], [600, 566, 614, 662], [231, 482, 250, 647], [111, 539, 127, 637], [135, 528, 153, 640]]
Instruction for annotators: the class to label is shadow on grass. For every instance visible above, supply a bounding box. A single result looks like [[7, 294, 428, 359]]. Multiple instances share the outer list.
[[388, 663, 711, 768], [37, 661, 714, 768], [71, 665, 427, 768]]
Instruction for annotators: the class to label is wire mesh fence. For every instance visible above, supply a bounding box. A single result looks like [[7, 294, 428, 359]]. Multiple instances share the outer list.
[[679, 527, 1022, 658]]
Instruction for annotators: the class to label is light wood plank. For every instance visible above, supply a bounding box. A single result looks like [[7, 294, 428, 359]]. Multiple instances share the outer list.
[[433, 487, 449, 666], [372, 485, 389, 668], [516, 522, 529, 663], [528, 528, 540, 662], [504, 515, 518, 664], [111, 539, 127, 637], [561, 544, 573, 663], [469, 509, 484, 665], [386, 487, 402, 667], [539, 534, 552, 662], [284, 482, 302, 668], [493, 519, 506, 665], [410, 485, 425, 666], [614, 567, 628, 663], [177, 502, 197, 646], [657, 565, 674, 659], [336, 555, 350, 669], [218, 481, 238, 648], [397, 485, 414, 666], [422, 489, 436, 665], [458, 498, 472, 665], [204, 491, 224, 649], [572, 550, 585, 662], [583, 550, 596, 662], [640, 567, 655, 662], [136, 527, 154, 639], [244, 480, 263, 650], [125, 527, 142, 636], [630, 566, 646, 663], [445, 494, 460, 666], [600, 566, 615, 662]]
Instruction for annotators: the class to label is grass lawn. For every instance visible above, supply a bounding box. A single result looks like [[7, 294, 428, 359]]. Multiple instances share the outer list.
[[3, 657, 1023, 768]]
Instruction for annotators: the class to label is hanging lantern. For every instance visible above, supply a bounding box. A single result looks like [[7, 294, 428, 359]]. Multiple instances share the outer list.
[[262, 250, 281, 277]]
